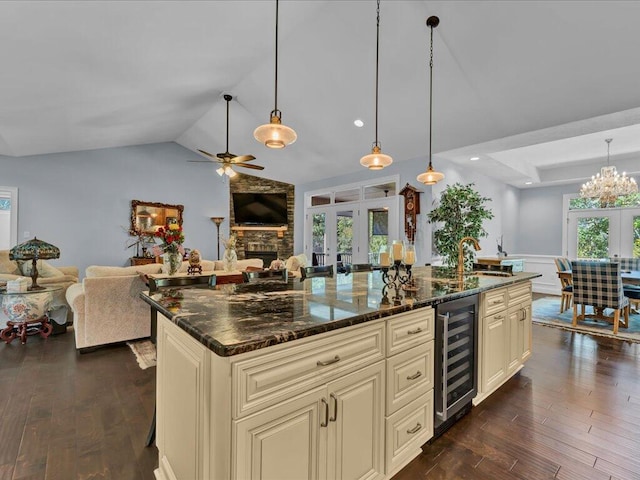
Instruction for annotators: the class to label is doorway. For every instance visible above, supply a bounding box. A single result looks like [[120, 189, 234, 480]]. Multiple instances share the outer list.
[[566, 207, 640, 259], [0, 187, 18, 250]]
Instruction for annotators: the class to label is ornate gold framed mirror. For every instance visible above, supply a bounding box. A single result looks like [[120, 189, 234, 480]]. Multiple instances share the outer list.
[[130, 200, 184, 235]]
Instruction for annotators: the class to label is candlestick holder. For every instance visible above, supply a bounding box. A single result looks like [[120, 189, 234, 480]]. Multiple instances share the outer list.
[[380, 260, 413, 306]]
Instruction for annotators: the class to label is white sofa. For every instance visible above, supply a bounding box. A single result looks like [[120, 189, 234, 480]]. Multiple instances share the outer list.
[[0, 249, 79, 323], [66, 258, 263, 351]]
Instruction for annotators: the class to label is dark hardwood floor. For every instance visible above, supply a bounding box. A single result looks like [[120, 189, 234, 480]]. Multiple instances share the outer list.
[[1, 295, 639, 479]]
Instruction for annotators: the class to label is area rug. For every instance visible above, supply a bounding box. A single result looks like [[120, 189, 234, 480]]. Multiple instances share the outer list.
[[127, 340, 157, 369], [532, 296, 640, 343]]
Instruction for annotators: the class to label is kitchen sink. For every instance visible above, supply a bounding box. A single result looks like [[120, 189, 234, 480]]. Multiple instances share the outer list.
[[469, 263, 514, 277]]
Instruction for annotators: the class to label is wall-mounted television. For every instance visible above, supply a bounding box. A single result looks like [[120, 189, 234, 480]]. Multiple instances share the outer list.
[[232, 192, 288, 226]]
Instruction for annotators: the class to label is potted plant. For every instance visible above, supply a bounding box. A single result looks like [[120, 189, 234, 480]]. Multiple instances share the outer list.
[[427, 183, 494, 271]]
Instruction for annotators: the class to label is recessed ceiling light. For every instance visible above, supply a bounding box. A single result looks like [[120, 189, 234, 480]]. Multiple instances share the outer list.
[[525, 181, 533, 185], [354, 119, 364, 128], [469, 156, 480, 161]]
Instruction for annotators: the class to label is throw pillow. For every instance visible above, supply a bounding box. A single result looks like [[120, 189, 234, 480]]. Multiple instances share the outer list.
[[19, 260, 65, 278], [0, 250, 20, 275]]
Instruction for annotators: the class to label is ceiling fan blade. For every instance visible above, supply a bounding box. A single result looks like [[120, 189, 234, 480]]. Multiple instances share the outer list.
[[197, 149, 215, 158], [235, 163, 265, 171], [232, 155, 257, 163]]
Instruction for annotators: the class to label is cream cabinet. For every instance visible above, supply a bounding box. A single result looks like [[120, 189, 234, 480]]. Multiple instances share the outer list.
[[234, 361, 385, 480], [476, 281, 532, 405], [384, 308, 434, 477]]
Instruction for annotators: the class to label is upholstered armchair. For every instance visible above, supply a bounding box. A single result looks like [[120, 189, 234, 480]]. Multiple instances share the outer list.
[[553, 257, 573, 313], [570, 261, 630, 334]]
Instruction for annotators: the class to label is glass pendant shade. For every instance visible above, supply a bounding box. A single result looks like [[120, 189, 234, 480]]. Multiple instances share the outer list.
[[360, 145, 393, 170], [216, 167, 225, 176], [417, 15, 444, 186], [253, 113, 297, 149], [417, 164, 445, 185], [360, 0, 392, 170]]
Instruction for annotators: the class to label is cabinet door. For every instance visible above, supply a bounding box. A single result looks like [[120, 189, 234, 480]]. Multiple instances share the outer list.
[[507, 306, 521, 375], [233, 386, 325, 480], [156, 316, 209, 480], [482, 312, 507, 393], [521, 303, 532, 362], [325, 361, 385, 480]]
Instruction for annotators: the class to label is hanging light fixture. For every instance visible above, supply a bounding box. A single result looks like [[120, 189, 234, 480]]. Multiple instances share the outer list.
[[360, 0, 393, 170], [417, 16, 445, 185], [580, 138, 637, 207], [254, 0, 297, 149]]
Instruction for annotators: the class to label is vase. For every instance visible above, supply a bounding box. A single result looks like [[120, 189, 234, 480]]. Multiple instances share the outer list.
[[162, 252, 183, 276], [223, 248, 237, 272]]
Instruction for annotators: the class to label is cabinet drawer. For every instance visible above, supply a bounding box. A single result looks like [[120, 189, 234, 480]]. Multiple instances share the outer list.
[[508, 281, 531, 305], [386, 342, 434, 415], [483, 288, 507, 316], [385, 391, 433, 477], [386, 307, 434, 357], [232, 321, 385, 419]]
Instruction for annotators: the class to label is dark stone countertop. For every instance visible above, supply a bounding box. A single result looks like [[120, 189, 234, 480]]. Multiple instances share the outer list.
[[140, 266, 541, 357]]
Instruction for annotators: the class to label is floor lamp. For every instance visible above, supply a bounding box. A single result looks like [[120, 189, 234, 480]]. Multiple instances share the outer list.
[[211, 217, 224, 260]]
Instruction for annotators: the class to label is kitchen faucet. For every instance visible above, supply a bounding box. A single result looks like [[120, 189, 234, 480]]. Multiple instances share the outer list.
[[457, 237, 481, 277]]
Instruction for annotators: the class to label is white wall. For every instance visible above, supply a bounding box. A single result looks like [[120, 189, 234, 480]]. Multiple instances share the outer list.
[[1, 143, 230, 277], [295, 155, 521, 267]]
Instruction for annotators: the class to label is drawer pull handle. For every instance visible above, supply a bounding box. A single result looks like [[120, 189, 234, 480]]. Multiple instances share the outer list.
[[490, 300, 503, 305], [494, 315, 505, 320], [320, 398, 329, 427], [407, 327, 423, 335], [317, 355, 341, 367], [406, 371, 422, 380], [407, 423, 422, 434]]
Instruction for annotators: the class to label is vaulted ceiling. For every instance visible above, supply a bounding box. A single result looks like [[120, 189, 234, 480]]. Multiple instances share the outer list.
[[2, 1, 640, 188]]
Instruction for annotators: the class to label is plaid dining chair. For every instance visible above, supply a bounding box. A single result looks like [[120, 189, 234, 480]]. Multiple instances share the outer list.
[[613, 257, 640, 311], [554, 257, 573, 313], [570, 261, 630, 334]]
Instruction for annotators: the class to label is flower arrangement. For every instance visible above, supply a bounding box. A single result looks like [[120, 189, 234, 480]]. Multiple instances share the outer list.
[[152, 223, 185, 257]]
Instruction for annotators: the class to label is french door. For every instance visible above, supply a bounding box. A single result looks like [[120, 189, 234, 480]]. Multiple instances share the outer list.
[[305, 197, 399, 272], [566, 207, 640, 259]]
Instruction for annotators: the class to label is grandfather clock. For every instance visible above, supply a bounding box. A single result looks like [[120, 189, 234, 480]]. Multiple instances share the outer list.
[[399, 183, 421, 243]]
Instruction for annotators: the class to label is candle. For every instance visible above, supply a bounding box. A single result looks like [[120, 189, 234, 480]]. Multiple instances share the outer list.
[[379, 252, 390, 267], [392, 242, 403, 262], [404, 250, 415, 265]]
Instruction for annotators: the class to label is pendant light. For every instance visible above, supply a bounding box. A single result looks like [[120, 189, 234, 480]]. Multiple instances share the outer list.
[[417, 16, 445, 185], [360, 0, 393, 170], [254, 0, 297, 149]]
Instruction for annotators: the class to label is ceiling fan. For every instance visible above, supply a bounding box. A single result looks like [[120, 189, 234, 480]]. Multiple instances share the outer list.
[[190, 94, 264, 177]]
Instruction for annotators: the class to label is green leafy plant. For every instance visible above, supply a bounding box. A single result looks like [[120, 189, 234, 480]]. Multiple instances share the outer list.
[[427, 183, 494, 270]]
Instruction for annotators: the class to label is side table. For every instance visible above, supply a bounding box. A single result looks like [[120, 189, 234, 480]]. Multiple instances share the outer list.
[[0, 286, 62, 344]]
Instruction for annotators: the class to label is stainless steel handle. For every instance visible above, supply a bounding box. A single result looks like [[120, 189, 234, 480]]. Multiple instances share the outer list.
[[406, 371, 422, 381], [407, 327, 423, 335], [317, 355, 341, 367], [329, 393, 337, 422], [407, 423, 422, 434], [320, 398, 329, 427]]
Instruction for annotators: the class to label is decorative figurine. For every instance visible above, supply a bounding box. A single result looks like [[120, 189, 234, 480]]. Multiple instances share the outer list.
[[187, 249, 203, 275]]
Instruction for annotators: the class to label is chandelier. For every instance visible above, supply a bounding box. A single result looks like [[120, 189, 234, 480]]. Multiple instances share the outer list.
[[580, 138, 637, 207]]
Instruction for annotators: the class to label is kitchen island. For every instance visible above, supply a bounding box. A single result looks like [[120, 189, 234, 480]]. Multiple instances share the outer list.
[[141, 266, 540, 480]]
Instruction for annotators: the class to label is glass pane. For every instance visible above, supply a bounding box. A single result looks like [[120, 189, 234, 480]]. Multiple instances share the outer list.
[[312, 213, 327, 266], [363, 182, 396, 200], [634, 215, 640, 258], [311, 194, 331, 206], [336, 211, 353, 273], [577, 217, 609, 259], [368, 208, 389, 265], [335, 189, 359, 203], [570, 193, 640, 210]]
